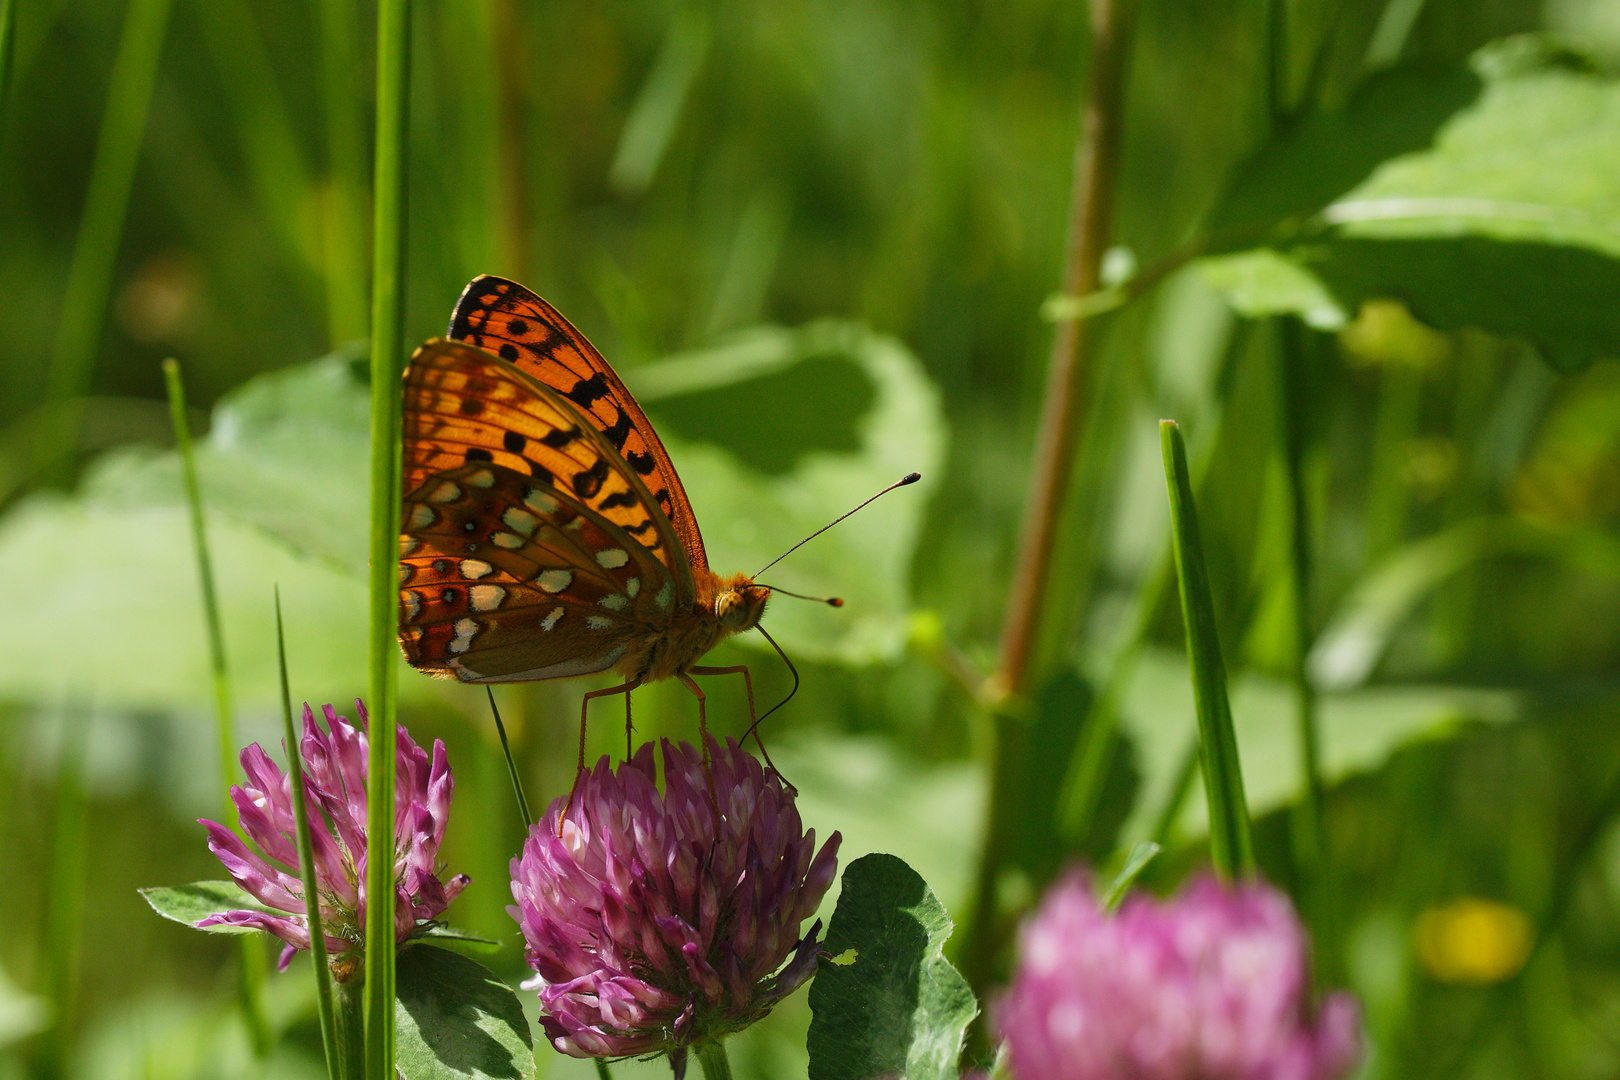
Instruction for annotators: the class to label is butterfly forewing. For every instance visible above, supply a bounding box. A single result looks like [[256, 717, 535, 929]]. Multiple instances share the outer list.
[[448, 275, 711, 574], [400, 340, 691, 681]]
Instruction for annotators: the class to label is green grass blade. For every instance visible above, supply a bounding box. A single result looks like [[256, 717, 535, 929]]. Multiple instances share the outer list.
[[365, 0, 411, 1073], [163, 358, 270, 1055], [45, 0, 174, 479], [319, 0, 368, 344], [1101, 841, 1161, 911], [1160, 420, 1254, 880], [0, 0, 15, 123], [36, 705, 89, 1076], [162, 361, 235, 811], [485, 689, 533, 828], [277, 589, 344, 1079]]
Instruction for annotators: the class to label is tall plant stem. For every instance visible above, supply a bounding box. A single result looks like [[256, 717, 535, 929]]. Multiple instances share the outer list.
[[43, 0, 174, 484], [1277, 322, 1328, 881], [993, 0, 1135, 699], [0, 0, 15, 125], [364, 0, 411, 1073], [963, 0, 1137, 999]]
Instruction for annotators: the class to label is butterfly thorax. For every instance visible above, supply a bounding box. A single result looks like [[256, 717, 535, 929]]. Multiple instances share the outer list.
[[620, 570, 769, 684]]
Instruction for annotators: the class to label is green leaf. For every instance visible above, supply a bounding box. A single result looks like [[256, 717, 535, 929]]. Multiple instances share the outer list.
[[1200, 38, 1620, 369], [0, 323, 945, 717], [394, 944, 534, 1080], [1114, 650, 1520, 844], [1310, 516, 1620, 690], [416, 925, 502, 952], [140, 880, 274, 929], [1101, 842, 1161, 911], [807, 853, 976, 1080], [638, 320, 946, 664]]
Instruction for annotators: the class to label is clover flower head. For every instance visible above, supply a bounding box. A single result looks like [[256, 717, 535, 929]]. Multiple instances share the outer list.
[[995, 872, 1361, 1080], [197, 701, 469, 972], [509, 737, 840, 1059]]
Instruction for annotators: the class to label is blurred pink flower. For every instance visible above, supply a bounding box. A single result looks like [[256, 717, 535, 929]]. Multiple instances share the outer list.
[[510, 737, 839, 1059], [198, 701, 469, 973], [995, 873, 1361, 1080]]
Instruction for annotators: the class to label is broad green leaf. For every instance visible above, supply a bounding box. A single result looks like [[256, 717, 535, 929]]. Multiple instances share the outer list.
[[395, 945, 534, 1080], [0, 963, 49, 1048], [141, 881, 272, 929], [1310, 517, 1620, 689], [807, 853, 976, 1080], [1200, 39, 1620, 369], [1115, 650, 1519, 844], [417, 925, 502, 952], [638, 320, 946, 663], [0, 323, 943, 718], [778, 735, 985, 926]]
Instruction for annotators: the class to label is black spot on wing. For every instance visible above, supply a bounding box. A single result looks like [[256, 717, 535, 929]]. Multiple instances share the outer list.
[[602, 406, 632, 452], [503, 431, 526, 453], [654, 488, 675, 519], [566, 372, 610, 408], [459, 398, 484, 416], [499, 344, 519, 361], [508, 318, 529, 335], [466, 447, 494, 463], [540, 427, 577, 449], [599, 490, 639, 510], [625, 449, 657, 475], [572, 457, 610, 498], [528, 460, 554, 485]]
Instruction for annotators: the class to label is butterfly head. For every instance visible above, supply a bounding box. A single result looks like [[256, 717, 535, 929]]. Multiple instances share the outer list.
[[714, 574, 770, 632]]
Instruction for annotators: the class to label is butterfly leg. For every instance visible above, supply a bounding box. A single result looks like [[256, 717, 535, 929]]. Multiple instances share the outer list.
[[559, 679, 640, 832], [676, 673, 721, 817], [686, 664, 796, 793]]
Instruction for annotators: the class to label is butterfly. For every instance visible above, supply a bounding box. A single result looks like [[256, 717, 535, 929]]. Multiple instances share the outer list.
[[397, 276, 779, 775]]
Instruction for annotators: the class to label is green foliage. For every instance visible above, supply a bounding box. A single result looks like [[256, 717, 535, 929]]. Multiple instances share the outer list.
[[1202, 38, 1620, 369], [7, 2, 1620, 1078], [394, 946, 534, 1080], [807, 854, 976, 1080], [141, 881, 273, 931]]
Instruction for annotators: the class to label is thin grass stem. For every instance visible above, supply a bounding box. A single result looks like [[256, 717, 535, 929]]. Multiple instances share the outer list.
[[276, 590, 343, 1079], [486, 689, 534, 827], [163, 358, 270, 1054], [365, 0, 412, 1072], [0, 0, 15, 123], [319, 0, 368, 344], [1160, 420, 1254, 881], [38, 704, 89, 1077], [43, 0, 174, 484]]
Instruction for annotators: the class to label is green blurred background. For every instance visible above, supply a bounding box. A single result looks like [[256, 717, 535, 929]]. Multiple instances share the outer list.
[[5, 0, 1620, 1076]]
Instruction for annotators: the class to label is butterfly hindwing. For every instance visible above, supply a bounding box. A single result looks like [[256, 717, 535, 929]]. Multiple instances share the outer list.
[[448, 275, 711, 574]]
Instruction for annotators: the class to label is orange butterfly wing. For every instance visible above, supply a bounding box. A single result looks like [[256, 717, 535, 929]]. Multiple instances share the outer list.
[[399, 339, 693, 682], [448, 275, 711, 576]]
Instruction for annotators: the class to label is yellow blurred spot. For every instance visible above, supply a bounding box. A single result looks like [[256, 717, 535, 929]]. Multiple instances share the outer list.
[[908, 610, 944, 651], [1413, 897, 1533, 984], [1340, 299, 1452, 370], [826, 948, 858, 967]]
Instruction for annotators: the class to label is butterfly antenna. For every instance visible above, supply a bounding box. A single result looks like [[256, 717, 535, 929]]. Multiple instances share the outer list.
[[752, 472, 921, 579], [758, 584, 843, 607]]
